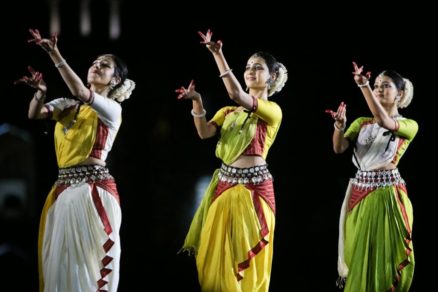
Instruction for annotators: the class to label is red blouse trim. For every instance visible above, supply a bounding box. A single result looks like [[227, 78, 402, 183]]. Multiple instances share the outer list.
[[90, 120, 109, 160], [243, 120, 267, 156]]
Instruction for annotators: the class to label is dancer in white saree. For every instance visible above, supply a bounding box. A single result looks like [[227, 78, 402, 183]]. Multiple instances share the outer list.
[[15, 28, 135, 292]]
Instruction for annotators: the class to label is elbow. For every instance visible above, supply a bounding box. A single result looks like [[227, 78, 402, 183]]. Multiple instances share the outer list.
[[333, 147, 342, 154], [73, 87, 90, 101], [71, 88, 81, 98], [333, 145, 347, 154], [228, 93, 238, 102], [28, 110, 37, 120], [374, 116, 391, 128], [227, 89, 243, 101], [198, 131, 211, 140], [375, 119, 385, 127], [196, 129, 207, 139], [197, 129, 214, 140], [197, 124, 215, 140], [378, 118, 397, 130], [333, 138, 349, 154]]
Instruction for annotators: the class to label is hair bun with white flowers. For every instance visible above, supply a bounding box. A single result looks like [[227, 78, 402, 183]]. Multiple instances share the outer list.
[[110, 78, 136, 102], [268, 62, 288, 97]]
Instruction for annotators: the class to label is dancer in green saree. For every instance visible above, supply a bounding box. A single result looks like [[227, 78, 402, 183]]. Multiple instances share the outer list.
[[326, 62, 418, 291]]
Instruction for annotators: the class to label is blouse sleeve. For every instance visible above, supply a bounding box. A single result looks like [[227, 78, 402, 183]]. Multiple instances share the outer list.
[[45, 98, 79, 121], [344, 117, 369, 141], [253, 99, 282, 126], [209, 106, 236, 127], [88, 92, 122, 129], [396, 118, 418, 141]]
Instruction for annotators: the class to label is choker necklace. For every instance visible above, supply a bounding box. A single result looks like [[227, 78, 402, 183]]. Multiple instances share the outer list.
[[63, 103, 82, 134]]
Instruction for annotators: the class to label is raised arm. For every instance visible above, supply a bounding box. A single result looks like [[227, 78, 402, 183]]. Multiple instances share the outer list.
[[28, 28, 92, 103], [352, 61, 397, 130], [198, 30, 254, 110], [176, 80, 217, 139], [326, 101, 350, 154]]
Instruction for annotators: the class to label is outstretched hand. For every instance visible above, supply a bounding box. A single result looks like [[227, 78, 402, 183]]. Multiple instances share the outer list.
[[352, 61, 371, 86], [28, 28, 58, 53], [175, 80, 201, 101], [325, 101, 347, 127], [198, 29, 222, 54], [14, 66, 47, 93]]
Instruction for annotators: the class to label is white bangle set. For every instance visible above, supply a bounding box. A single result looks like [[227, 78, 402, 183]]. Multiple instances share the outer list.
[[357, 81, 369, 88], [334, 123, 346, 132], [191, 109, 206, 118], [55, 59, 67, 68], [219, 68, 233, 78]]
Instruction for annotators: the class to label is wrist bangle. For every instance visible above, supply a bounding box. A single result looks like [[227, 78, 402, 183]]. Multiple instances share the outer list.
[[357, 81, 369, 88], [191, 109, 206, 118], [219, 69, 233, 78], [55, 59, 67, 68], [334, 122, 345, 132]]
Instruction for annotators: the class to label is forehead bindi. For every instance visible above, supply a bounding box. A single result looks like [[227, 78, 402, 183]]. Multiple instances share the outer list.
[[248, 57, 266, 66], [375, 76, 394, 85]]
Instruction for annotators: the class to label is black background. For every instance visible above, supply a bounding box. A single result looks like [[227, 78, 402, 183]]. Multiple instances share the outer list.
[[1, 1, 435, 291]]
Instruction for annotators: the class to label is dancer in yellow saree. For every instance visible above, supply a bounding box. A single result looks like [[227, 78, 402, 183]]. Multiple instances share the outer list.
[[177, 29, 288, 292]]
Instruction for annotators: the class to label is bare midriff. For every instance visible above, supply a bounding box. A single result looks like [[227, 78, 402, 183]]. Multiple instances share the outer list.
[[230, 155, 266, 168]]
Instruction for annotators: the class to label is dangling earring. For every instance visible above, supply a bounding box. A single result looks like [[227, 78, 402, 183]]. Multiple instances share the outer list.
[[245, 86, 249, 92], [109, 80, 116, 89]]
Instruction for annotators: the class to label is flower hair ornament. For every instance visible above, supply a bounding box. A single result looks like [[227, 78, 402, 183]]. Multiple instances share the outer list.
[[398, 78, 414, 108], [110, 78, 136, 102], [268, 63, 288, 97]]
